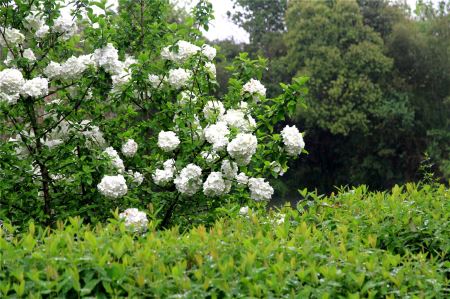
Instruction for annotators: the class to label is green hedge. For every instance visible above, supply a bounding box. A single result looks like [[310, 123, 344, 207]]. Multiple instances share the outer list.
[[1, 183, 449, 298]]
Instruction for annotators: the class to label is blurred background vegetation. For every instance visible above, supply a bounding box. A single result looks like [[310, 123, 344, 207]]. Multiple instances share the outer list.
[[201, 0, 449, 202]]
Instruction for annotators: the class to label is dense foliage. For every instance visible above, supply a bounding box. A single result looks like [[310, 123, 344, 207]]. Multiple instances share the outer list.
[[0, 0, 307, 229], [1, 184, 448, 297], [227, 0, 450, 196]]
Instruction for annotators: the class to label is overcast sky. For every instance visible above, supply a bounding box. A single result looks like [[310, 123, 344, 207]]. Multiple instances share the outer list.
[[88, 0, 442, 43]]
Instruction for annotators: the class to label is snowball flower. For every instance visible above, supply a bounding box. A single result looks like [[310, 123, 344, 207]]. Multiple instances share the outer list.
[[239, 206, 249, 215], [201, 44, 217, 60], [203, 172, 227, 197], [203, 100, 225, 120], [205, 62, 216, 77], [93, 43, 121, 74], [148, 74, 163, 88], [0, 27, 25, 46], [248, 178, 274, 201], [158, 130, 180, 152], [167, 68, 191, 89], [35, 25, 49, 38], [44, 61, 62, 79], [221, 159, 238, 180], [122, 139, 138, 157], [201, 150, 219, 163], [152, 159, 176, 186], [219, 109, 255, 132], [174, 164, 203, 196], [281, 125, 305, 156], [97, 174, 128, 198], [0, 68, 24, 103], [227, 133, 258, 166], [103, 147, 125, 173], [204, 121, 230, 151], [242, 79, 266, 98], [21, 77, 48, 98], [60, 55, 95, 79], [23, 49, 36, 61], [128, 170, 144, 186], [53, 15, 78, 39], [119, 208, 148, 231], [161, 40, 200, 62], [236, 172, 249, 185], [24, 12, 46, 31]]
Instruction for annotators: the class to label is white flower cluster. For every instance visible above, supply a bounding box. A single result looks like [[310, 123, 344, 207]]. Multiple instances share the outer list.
[[97, 174, 128, 198], [21, 77, 48, 98], [167, 68, 191, 89], [103, 147, 125, 173], [128, 170, 144, 186], [119, 208, 148, 231], [203, 100, 225, 120], [219, 109, 256, 132], [122, 139, 138, 158], [44, 55, 95, 80], [203, 172, 227, 197], [25, 11, 49, 38], [221, 160, 238, 180], [148, 74, 163, 88], [242, 79, 266, 98], [201, 44, 217, 61], [0, 68, 24, 104], [236, 172, 249, 185], [204, 121, 230, 151], [157, 131, 180, 152], [152, 159, 176, 186], [23, 49, 36, 61], [248, 178, 274, 201], [162, 40, 200, 63], [53, 14, 78, 39], [227, 133, 258, 166], [281, 125, 305, 156], [0, 27, 25, 46], [174, 164, 202, 196]]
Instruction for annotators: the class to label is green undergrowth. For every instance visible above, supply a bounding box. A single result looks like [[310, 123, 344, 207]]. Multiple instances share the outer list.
[[1, 183, 449, 298]]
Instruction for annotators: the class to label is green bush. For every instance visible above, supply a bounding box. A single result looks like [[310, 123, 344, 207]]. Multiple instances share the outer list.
[[1, 183, 449, 298]]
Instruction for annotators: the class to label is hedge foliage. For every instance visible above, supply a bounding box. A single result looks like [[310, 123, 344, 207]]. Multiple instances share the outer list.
[[1, 183, 449, 298]]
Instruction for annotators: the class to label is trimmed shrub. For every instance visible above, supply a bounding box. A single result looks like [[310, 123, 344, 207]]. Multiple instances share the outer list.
[[1, 183, 449, 297]]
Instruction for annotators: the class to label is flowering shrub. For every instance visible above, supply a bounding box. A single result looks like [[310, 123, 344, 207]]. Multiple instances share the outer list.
[[0, 0, 307, 228]]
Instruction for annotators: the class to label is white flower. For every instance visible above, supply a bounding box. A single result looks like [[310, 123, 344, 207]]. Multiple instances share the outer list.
[[161, 40, 200, 62], [148, 74, 163, 88], [201, 150, 219, 163], [239, 206, 249, 215], [174, 164, 203, 196], [23, 49, 36, 61], [201, 44, 217, 60], [44, 61, 62, 79], [97, 174, 128, 198], [81, 121, 106, 148], [0, 68, 24, 104], [157, 130, 180, 152], [0, 27, 25, 46], [204, 121, 229, 151], [121, 139, 138, 157], [178, 91, 197, 105], [103, 147, 125, 173], [60, 55, 95, 79], [167, 68, 191, 89], [119, 208, 148, 231], [281, 125, 305, 156], [248, 178, 274, 201], [53, 15, 78, 39], [24, 12, 46, 31], [35, 25, 49, 38], [242, 79, 266, 98], [236, 172, 249, 185], [227, 133, 258, 166], [203, 100, 225, 120], [221, 159, 238, 180], [93, 43, 121, 74], [203, 172, 227, 197], [205, 62, 216, 77], [129, 171, 144, 186], [152, 159, 176, 186], [21, 77, 48, 98], [219, 109, 255, 132]]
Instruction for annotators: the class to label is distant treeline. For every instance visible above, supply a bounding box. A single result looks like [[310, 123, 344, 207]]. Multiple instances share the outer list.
[[213, 0, 450, 199]]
